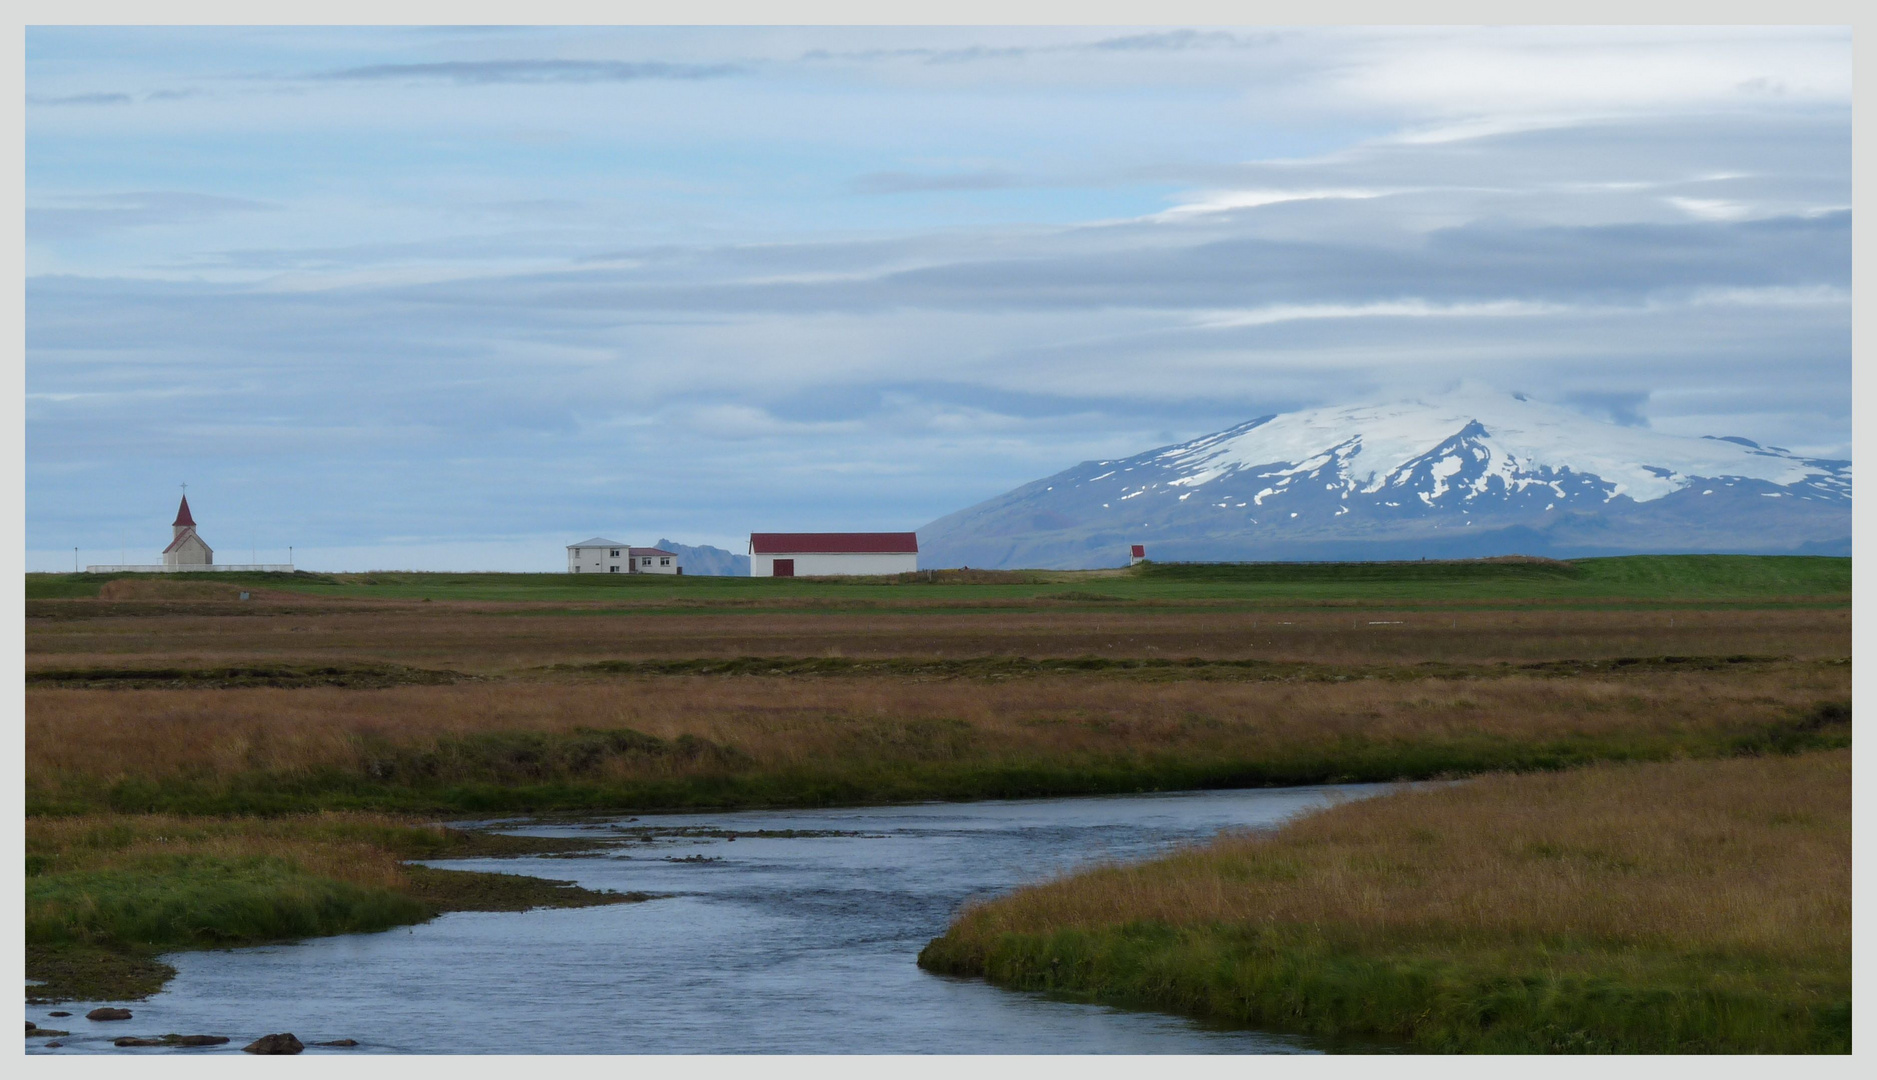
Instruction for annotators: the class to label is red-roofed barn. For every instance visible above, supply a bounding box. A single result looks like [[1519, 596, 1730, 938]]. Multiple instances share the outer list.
[[748, 532, 918, 577]]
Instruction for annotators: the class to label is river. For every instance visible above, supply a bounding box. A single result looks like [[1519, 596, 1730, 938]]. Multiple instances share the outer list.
[[31, 782, 1392, 1054]]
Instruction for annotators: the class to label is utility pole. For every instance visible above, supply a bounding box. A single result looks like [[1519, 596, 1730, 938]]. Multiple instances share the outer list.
[[73, 547, 78, 572]]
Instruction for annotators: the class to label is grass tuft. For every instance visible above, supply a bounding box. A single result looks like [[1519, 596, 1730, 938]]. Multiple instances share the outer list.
[[920, 751, 1851, 1053]]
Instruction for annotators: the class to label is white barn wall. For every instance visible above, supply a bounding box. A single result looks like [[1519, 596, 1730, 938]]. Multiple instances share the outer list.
[[751, 552, 917, 577]]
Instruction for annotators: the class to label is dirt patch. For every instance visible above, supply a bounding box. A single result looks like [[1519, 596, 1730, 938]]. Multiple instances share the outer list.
[[399, 865, 652, 911], [26, 664, 468, 690]]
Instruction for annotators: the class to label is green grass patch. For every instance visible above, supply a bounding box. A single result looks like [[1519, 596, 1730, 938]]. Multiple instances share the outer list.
[[25, 555, 1849, 606], [24, 823, 647, 1003], [28, 854, 431, 951], [918, 923, 1849, 1053]]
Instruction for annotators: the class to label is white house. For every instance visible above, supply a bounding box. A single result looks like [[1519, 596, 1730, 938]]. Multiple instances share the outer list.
[[626, 547, 679, 574], [748, 532, 918, 577], [566, 539, 681, 574]]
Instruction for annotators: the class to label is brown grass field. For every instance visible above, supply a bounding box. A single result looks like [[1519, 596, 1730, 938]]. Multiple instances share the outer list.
[[920, 749, 1852, 1052], [25, 602, 1849, 672], [26, 665, 1849, 800], [24, 585, 1850, 815]]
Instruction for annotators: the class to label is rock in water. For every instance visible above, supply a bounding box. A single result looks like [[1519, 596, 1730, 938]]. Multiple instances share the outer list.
[[47, 1012, 71, 1018], [86, 1008, 133, 1021], [243, 1033, 305, 1055], [314, 1038, 359, 1047], [115, 1034, 230, 1048]]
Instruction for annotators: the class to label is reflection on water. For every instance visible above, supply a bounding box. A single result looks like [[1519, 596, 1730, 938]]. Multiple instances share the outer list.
[[33, 783, 1391, 1054]]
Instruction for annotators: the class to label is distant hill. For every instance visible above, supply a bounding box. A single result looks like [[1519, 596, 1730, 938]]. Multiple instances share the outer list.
[[919, 385, 1851, 570], [655, 538, 749, 577]]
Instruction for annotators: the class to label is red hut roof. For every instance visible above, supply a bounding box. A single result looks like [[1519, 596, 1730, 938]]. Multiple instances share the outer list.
[[173, 496, 196, 528], [749, 532, 918, 555]]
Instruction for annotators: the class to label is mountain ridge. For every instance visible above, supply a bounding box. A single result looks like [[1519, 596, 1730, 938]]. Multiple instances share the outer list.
[[918, 387, 1849, 569]]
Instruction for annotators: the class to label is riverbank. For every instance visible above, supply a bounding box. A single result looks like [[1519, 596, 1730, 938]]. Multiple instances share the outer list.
[[918, 750, 1851, 1053], [26, 814, 645, 1002]]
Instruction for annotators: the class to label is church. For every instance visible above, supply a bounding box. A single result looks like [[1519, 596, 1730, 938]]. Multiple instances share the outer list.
[[83, 492, 293, 574], [162, 495, 213, 567]]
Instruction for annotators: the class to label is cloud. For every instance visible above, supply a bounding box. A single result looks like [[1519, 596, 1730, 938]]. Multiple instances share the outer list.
[[1666, 196, 1752, 221], [27, 191, 280, 241], [1564, 390, 1653, 428], [313, 59, 742, 84], [1151, 188, 1395, 220], [27, 92, 130, 106], [22, 26, 1850, 561], [1193, 299, 1572, 328], [1087, 30, 1261, 52], [799, 28, 1268, 66], [851, 170, 1020, 194]]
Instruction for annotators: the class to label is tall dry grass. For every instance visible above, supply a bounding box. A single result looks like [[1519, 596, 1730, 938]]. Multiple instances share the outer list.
[[942, 750, 1849, 961], [922, 750, 1852, 1051], [25, 667, 1845, 789]]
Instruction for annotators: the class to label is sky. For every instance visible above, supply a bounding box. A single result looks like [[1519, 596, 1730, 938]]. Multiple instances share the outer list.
[[24, 25, 1851, 571]]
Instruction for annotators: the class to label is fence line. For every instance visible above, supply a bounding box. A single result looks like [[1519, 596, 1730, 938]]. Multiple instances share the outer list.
[[83, 564, 297, 574]]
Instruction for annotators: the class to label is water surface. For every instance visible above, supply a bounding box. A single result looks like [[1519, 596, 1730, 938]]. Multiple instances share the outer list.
[[32, 783, 1389, 1054]]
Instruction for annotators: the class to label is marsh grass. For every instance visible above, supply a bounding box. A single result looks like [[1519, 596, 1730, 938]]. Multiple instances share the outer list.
[[26, 605, 1850, 674], [920, 750, 1851, 1053], [26, 666, 1849, 815], [24, 813, 639, 1002]]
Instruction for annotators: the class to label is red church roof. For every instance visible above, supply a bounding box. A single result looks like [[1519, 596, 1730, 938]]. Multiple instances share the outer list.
[[749, 532, 918, 555], [173, 495, 196, 528]]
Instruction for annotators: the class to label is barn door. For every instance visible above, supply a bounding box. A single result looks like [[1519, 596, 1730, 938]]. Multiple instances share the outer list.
[[773, 559, 795, 578]]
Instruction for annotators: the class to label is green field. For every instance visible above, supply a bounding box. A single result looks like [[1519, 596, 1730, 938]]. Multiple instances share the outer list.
[[23, 554, 1852, 605]]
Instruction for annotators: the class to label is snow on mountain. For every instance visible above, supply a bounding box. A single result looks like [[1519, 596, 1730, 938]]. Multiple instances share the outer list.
[[918, 386, 1849, 570], [1159, 385, 1841, 504]]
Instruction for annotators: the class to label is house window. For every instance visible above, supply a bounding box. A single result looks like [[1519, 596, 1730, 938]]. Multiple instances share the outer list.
[[609, 566, 620, 573], [660, 557, 671, 566], [610, 549, 620, 557], [642, 557, 651, 566]]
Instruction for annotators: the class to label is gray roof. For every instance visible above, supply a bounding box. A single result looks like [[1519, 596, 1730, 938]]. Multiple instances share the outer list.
[[567, 537, 628, 549]]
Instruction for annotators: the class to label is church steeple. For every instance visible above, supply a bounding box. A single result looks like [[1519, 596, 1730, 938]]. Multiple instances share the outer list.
[[173, 494, 196, 529]]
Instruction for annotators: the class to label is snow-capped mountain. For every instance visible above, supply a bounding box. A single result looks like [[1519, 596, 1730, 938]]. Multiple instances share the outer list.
[[919, 386, 1850, 569]]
